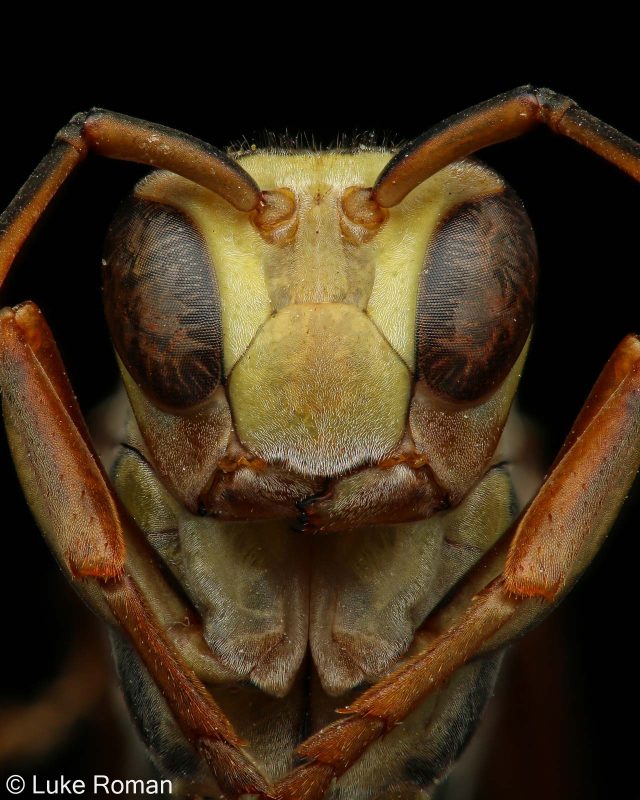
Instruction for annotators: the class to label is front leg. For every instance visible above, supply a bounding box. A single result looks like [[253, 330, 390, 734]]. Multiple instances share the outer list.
[[0, 302, 269, 798], [273, 334, 640, 800]]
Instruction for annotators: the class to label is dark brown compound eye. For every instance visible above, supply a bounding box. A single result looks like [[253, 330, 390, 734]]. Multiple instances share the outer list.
[[102, 198, 222, 410], [416, 188, 538, 402]]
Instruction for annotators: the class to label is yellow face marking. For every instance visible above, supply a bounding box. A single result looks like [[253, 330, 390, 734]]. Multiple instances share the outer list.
[[229, 303, 411, 477]]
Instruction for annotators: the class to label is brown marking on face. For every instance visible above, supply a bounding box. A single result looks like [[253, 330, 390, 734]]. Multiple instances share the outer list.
[[416, 188, 537, 402], [251, 188, 298, 245], [102, 198, 223, 411], [377, 452, 430, 470], [340, 187, 388, 244], [217, 453, 269, 473]]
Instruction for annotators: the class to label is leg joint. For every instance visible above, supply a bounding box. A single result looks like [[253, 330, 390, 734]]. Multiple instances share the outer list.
[[532, 87, 577, 131], [55, 111, 92, 155]]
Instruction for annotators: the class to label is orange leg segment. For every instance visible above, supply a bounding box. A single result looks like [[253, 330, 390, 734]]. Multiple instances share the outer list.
[[0, 302, 125, 579]]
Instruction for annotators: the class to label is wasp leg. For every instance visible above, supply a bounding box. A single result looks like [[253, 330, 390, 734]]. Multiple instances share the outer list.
[[271, 334, 640, 800], [0, 109, 261, 286], [373, 85, 640, 207], [0, 302, 270, 799]]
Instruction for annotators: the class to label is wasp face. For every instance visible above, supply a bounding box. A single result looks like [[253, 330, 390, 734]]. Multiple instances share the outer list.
[[103, 151, 536, 530], [5, 94, 637, 799]]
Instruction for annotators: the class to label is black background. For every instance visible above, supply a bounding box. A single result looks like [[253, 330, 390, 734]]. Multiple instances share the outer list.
[[0, 58, 637, 799]]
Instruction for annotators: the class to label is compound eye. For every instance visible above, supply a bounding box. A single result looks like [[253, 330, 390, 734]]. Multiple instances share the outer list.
[[416, 188, 538, 402], [102, 198, 222, 411]]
